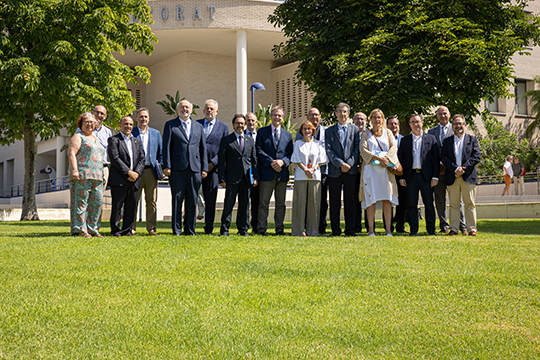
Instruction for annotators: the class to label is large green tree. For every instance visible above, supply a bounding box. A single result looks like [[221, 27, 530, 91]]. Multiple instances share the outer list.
[[0, 0, 156, 220], [269, 0, 540, 122]]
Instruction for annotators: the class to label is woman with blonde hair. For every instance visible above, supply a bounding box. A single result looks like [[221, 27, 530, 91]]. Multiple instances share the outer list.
[[291, 120, 328, 236], [359, 109, 401, 236], [67, 112, 106, 237]]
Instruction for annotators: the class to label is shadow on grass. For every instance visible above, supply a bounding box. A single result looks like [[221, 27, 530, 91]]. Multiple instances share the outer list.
[[2, 219, 540, 238]]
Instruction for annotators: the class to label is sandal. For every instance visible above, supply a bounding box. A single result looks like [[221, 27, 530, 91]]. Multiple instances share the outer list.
[[90, 232, 104, 238], [79, 232, 91, 238]]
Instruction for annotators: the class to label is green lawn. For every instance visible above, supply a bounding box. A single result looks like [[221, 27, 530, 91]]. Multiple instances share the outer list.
[[1, 219, 539, 359]]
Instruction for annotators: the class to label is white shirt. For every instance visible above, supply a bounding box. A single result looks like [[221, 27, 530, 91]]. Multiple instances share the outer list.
[[503, 160, 513, 177], [246, 129, 257, 143], [453, 135, 465, 168], [412, 133, 423, 169], [139, 128, 150, 165], [291, 140, 327, 181], [121, 132, 134, 170]]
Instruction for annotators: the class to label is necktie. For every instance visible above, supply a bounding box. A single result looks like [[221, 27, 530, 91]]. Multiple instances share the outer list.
[[239, 135, 244, 153], [205, 121, 212, 138], [441, 126, 447, 144], [274, 129, 279, 147], [340, 126, 346, 148]]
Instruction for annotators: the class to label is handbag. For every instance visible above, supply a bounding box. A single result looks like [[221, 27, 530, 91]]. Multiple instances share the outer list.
[[370, 130, 403, 176]]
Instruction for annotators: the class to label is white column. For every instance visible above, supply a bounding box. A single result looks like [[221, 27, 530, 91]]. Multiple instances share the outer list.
[[236, 30, 248, 114], [56, 136, 67, 177]]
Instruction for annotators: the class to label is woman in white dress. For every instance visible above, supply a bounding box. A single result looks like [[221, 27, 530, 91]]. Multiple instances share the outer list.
[[359, 109, 401, 236], [291, 121, 328, 236]]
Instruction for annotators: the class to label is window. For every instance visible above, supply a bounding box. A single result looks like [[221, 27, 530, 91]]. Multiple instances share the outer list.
[[515, 80, 528, 115], [485, 96, 499, 113]]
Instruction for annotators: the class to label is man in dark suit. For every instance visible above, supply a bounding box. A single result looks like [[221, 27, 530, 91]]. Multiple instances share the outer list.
[[295, 108, 328, 234], [428, 106, 467, 234], [132, 107, 163, 235], [218, 114, 259, 236], [162, 100, 208, 236], [245, 112, 259, 233], [325, 102, 360, 236], [441, 115, 481, 236], [197, 100, 229, 234], [107, 116, 145, 237], [256, 106, 294, 235], [397, 114, 439, 236], [352, 111, 368, 234], [387, 115, 408, 233]]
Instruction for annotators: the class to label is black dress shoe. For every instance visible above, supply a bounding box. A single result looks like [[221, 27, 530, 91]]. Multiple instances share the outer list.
[[238, 232, 248, 236], [428, 232, 436, 235], [258, 231, 267, 236], [275, 231, 285, 236], [220, 232, 229, 236], [409, 232, 417, 236]]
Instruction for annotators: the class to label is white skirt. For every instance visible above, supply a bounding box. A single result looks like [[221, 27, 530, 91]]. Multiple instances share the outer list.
[[362, 163, 399, 209]]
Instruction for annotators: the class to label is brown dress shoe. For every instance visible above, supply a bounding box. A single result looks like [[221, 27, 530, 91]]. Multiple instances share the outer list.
[[149, 230, 157, 236], [469, 230, 477, 236], [460, 229, 468, 235], [448, 230, 458, 236]]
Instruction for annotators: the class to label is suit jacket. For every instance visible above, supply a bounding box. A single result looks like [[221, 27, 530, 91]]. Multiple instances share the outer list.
[[196, 118, 229, 172], [325, 123, 360, 178], [132, 126, 163, 179], [397, 132, 439, 184], [256, 125, 294, 182], [218, 132, 259, 186], [428, 124, 454, 151], [162, 117, 208, 173], [107, 132, 145, 189], [440, 133, 481, 185]]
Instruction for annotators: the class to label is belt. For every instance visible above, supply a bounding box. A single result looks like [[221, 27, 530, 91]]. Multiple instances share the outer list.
[[144, 165, 152, 169], [414, 169, 422, 173]]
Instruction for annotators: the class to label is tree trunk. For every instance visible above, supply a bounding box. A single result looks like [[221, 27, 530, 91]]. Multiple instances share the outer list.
[[21, 116, 39, 221]]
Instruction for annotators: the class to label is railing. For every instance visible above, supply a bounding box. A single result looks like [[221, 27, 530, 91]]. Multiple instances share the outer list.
[[4, 176, 71, 198]]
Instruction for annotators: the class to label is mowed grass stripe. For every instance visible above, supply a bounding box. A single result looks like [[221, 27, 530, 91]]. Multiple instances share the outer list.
[[0, 219, 539, 359]]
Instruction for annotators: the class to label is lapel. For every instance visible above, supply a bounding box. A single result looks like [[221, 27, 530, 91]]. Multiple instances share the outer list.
[[118, 133, 132, 165], [230, 133, 241, 154]]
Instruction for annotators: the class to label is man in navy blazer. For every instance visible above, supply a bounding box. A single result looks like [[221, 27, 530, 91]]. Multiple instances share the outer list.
[[197, 99, 229, 234], [397, 114, 439, 235], [256, 106, 293, 235], [107, 116, 145, 237], [131, 108, 163, 235], [428, 106, 467, 233], [441, 115, 481, 236], [218, 114, 259, 236], [162, 100, 208, 235], [325, 102, 360, 236]]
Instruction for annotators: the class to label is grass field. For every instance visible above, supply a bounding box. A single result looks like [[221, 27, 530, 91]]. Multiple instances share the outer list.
[[1, 219, 539, 359]]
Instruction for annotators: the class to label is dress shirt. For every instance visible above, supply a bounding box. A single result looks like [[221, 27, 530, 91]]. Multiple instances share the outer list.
[[412, 133, 422, 169], [204, 118, 215, 138], [271, 124, 281, 145], [453, 135, 465, 168], [338, 123, 347, 147], [181, 118, 191, 140], [235, 132, 244, 151], [440, 124, 450, 142], [139, 128, 150, 165], [121, 132, 134, 170], [246, 129, 257, 143]]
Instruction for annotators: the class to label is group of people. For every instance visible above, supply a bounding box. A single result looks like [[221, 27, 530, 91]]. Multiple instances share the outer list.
[[502, 155, 526, 196], [68, 101, 481, 238]]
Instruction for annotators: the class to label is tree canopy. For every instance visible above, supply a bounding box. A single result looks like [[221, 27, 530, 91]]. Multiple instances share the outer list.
[[269, 0, 540, 122], [0, 0, 156, 219]]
